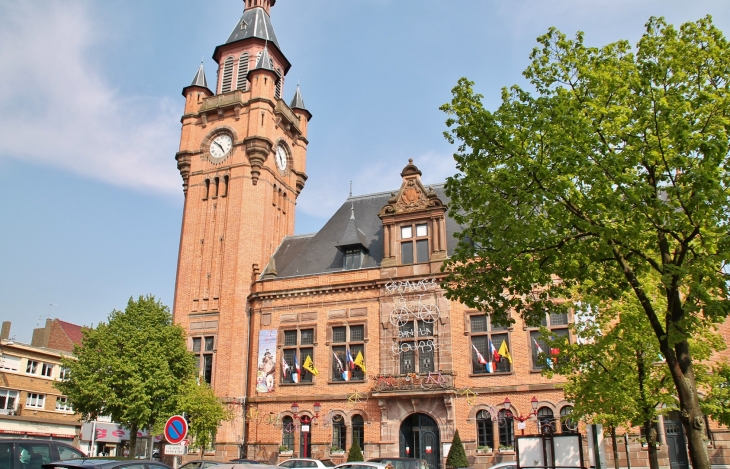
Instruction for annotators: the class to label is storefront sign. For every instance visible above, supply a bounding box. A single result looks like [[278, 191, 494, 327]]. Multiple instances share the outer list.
[[81, 423, 151, 443]]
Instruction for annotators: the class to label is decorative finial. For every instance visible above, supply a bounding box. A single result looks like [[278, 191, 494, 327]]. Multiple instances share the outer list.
[[349, 181, 352, 197], [409, 158, 413, 163]]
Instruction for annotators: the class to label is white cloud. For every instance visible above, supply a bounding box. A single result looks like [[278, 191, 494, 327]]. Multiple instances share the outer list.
[[0, 0, 181, 195]]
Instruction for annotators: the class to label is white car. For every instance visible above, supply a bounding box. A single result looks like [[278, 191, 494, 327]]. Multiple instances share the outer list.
[[278, 460, 337, 469], [335, 463, 389, 469]]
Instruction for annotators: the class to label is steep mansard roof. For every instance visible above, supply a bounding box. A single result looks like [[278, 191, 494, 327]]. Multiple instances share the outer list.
[[225, 7, 281, 50], [269, 185, 461, 278]]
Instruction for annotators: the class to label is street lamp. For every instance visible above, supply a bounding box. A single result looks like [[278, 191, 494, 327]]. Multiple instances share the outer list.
[[290, 402, 321, 458], [502, 396, 540, 435]]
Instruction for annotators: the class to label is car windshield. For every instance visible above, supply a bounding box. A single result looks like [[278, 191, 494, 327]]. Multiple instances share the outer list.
[[321, 462, 336, 468], [369, 461, 416, 469]]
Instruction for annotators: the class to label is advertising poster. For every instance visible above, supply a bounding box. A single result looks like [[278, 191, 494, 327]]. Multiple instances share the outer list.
[[256, 330, 277, 393]]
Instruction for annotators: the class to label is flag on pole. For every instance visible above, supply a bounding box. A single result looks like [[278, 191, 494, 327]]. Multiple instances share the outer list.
[[282, 356, 290, 378], [303, 355, 319, 376], [490, 338, 500, 362], [472, 343, 487, 365], [533, 338, 553, 369], [354, 351, 367, 373], [498, 340, 513, 364], [346, 348, 355, 371], [293, 354, 300, 383], [333, 350, 344, 372]]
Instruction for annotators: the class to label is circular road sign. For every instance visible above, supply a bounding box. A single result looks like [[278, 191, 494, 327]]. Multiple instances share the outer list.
[[164, 415, 188, 445]]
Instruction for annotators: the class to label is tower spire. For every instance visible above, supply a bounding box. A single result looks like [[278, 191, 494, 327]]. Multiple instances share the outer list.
[[243, 0, 276, 15]]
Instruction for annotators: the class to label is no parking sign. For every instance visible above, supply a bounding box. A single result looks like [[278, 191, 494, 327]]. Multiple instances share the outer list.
[[164, 415, 188, 445]]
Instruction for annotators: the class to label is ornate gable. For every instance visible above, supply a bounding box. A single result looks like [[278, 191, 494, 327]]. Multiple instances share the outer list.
[[379, 159, 445, 217]]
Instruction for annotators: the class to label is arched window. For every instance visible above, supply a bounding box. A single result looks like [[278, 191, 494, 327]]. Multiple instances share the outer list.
[[537, 407, 555, 434], [281, 416, 294, 451], [476, 410, 494, 449], [204, 179, 210, 199], [498, 409, 514, 448], [352, 415, 364, 450], [237, 52, 249, 91], [221, 56, 234, 93], [332, 414, 346, 451], [560, 406, 577, 434]]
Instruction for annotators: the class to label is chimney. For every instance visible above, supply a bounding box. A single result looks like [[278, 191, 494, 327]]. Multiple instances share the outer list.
[[0, 322, 10, 340]]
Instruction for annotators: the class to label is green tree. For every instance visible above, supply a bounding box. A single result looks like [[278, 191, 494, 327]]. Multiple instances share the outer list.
[[702, 362, 730, 427], [440, 16, 730, 469], [177, 379, 232, 458], [445, 430, 469, 469], [347, 442, 364, 462], [56, 295, 196, 456]]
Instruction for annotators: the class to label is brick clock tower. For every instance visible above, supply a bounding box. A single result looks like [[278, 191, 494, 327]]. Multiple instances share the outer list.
[[172, 0, 311, 456]]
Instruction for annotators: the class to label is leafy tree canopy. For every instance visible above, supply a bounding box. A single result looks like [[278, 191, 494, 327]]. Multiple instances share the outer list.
[[441, 16, 729, 469], [56, 295, 196, 455], [175, 379, 232, 456]]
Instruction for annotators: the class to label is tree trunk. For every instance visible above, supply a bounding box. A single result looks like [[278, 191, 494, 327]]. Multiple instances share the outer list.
[[129, 423, 138, 458], [643, 422, 659, 469], [609, 427, 620, 469]]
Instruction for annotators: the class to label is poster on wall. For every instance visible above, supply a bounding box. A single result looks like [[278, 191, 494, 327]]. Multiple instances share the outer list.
[[256, 330, 277, 393]]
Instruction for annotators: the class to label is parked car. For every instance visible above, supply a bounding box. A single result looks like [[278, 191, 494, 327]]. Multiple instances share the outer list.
[[0, 439, 86, 469], [179, 461, 227, 469], [278, 460, 336, 469], [366, 458, 430, 469], [228, 461, 264, 465], [41, 459, 171, 469], [334, 463, 389, 469], [486, 463, 516, 469]]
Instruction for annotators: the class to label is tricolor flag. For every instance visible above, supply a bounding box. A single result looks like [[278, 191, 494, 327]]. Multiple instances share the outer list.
[[498, 340, 513, 364], [293, 354, 301, 383], [282, 356, 290, 378], [346, 348, 355, 371], [533, 338, 553, 369], [490, 338, 500, 362], [472, 343, 487, 365]]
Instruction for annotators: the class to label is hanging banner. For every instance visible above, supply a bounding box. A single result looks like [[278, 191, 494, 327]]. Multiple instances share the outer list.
[[256, 330, 278, 393]]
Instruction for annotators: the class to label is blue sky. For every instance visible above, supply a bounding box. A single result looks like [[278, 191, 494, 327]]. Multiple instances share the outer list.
[[1, 0, 728, 343]]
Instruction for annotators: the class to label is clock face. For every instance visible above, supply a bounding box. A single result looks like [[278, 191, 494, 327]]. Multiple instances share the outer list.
[[275, 145, 288, 171], [209, 134, 233, 161]]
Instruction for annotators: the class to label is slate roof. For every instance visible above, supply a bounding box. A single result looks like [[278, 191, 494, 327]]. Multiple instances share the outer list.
[[290, 85, 307, 111], [269, 185, 461, 278], [251, 47, 275, 73], [225, 7, 280, 50], [189, 62, 209, 88]]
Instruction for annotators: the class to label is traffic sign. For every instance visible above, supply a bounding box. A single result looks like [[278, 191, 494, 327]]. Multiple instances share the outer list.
[[164, 444, 186, 455], [164, 415, 188, 445]]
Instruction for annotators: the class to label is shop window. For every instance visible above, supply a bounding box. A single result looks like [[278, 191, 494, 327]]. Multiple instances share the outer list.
[[331, 325, 365, 381], [283, 329, 315, 384], [26, 393, 45, 409], [400, 223, 429, 264], [398, 320, 435, 374], [476, 410, 494, 449], [192, 336, 215, 384], [469, 314, 511, 374]]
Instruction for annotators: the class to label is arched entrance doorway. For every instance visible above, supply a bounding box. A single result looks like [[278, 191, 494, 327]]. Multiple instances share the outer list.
[[399, 413, 440, 469]]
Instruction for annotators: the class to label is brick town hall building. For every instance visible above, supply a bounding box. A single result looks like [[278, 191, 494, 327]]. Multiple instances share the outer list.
[[171, 2, 730, 469]]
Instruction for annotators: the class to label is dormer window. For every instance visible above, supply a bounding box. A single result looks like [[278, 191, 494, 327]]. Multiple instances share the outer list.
[[344, 248, 362, 270], [401, 223, 429, 264]]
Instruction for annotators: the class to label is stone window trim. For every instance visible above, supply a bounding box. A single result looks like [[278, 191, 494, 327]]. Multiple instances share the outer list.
[[280, 327, 317, 385], [399, 221, 430, 265], [466, 313, 513, 376], [327, 323, 367, 383], [379, 207, 448, 267], [277, 325, 319, 349], [397, 319, 437, 374], [324, 321, 369, 344]]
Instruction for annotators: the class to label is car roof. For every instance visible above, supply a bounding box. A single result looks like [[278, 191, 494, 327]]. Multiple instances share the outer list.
[[336, 463, 388, 468], [43, 460, 168, 469], [367, 460, 423, 463]]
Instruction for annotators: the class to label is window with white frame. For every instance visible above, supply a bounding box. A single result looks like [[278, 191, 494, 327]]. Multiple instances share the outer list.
[[400, 223, 429, 264], [41, 363, 53, 378], [0, 389, 18, 412], [56, 397, 72, 412], [59, 367, 70, 380], [26, 393, 45, 409], [26, 360, 38, 374], [0, 355, 20, 372]]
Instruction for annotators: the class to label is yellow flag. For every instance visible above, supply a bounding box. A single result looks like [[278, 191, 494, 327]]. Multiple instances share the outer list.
[[498, 340, 512, 364], [354, 350, 366, 373], [302, 355, 319, 376]]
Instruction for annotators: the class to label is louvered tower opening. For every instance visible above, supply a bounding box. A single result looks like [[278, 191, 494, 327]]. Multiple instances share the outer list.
[[237, 52, 250, 91], [275, 68, 283, 100], [221, 56, 234, 93]]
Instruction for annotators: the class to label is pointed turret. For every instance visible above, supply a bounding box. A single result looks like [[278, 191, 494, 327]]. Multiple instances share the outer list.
[[251, 47, 275, 74], [336, 204, 369, 253], [182, 62, 212, 97], [290, 85, 312, 122]]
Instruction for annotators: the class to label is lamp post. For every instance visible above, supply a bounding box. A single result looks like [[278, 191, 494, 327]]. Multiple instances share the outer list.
[[291, 402, 321, 458], [502, 397, 540, 435]]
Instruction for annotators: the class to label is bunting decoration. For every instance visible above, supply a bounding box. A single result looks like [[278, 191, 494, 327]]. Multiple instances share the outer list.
[[303, 355, 319, 376], [354, 350, 366, 374], [498, 340, 512, 364]]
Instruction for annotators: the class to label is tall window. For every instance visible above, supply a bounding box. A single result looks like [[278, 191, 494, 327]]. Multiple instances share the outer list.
[[560, 406, 577, 434], [237, 52, 250, 91], [26, 360, 38, 374], [332, 325, 365, 381], [398, 320, 435, 374], [283, 329, 314, 383], [498, 409, 514, 448], [26, 393, 45, 409], [221, 56, 234, 93], [0, 389, 18, 412], [343, 248, 363, 270], [476, 410, 494, 449], [530, 312, 570, 370], [470, 315, 511, 374], [352, 415, 364, 450], [332, 415, 346, 450], [537, 407, 555, 434], [400, 223, 429, 264], [281, 416, 294, 450], [193, 336, 215, 384], [41, 363, 53, 378]]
